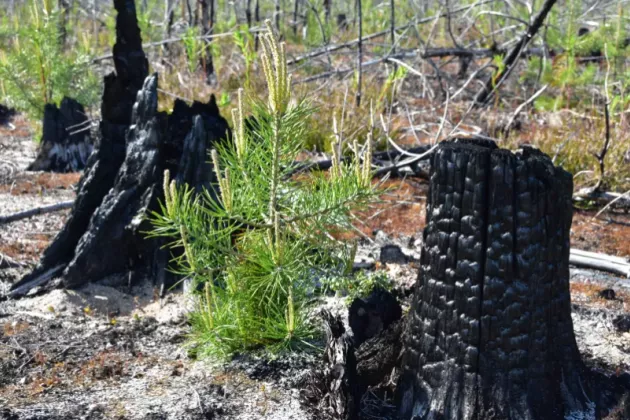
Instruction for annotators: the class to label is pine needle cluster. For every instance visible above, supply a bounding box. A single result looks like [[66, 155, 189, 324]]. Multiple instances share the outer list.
[[150, 21, 380, 358], [0, 0, 100, 121]]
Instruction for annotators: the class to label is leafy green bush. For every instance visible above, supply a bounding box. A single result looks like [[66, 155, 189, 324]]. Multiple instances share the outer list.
[[0, 1, 99, 121], [150, 22, 380, 358]]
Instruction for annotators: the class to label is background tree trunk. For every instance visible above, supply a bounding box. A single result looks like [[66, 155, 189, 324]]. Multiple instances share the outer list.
[[397, 140, 595, 420], [58, 0, 69, 47], [200, 0, 216, 85], [245, 0, 252, 28], [355, 0, 362, 107], [162, 0, 175, 54], [292, 0, 299, 35], [254, 0, 260, 50]]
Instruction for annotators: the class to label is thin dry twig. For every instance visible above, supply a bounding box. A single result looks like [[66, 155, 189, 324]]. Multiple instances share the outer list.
[[0, 201, 74, 226]]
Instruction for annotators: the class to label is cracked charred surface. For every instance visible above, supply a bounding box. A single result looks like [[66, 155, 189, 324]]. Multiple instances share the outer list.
[[28, 98, 92, 173], [397, 140, 595, 420], [10, 72, 228, 297], [9, 0, 149, 297], [10, 0, 229, 297]]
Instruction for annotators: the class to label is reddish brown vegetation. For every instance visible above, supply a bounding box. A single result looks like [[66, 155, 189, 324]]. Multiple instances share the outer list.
[[0, 172, 80, 195], [572, 210, 630, 257]]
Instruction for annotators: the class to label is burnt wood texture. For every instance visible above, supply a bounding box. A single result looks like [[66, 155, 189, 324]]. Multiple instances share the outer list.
[[27, 97, 92, 172], [397, 140, 594, 420], [10, 0, 229, 298]]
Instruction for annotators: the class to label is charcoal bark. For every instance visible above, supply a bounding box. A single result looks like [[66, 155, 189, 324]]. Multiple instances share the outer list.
[[0, 104, 15, 125], [9, 0, 149, 296], [10, 0, 229, 297], [302, 312, 360, 420], [304, 289, 403, 420], [349, 287, 402, 347], [11, 73, 228, 297], [27, 97, 92, 173], [397, 140, 594, 420]]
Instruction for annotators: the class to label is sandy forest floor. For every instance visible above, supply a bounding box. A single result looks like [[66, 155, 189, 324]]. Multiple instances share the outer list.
[[1, 115, 630, 419]]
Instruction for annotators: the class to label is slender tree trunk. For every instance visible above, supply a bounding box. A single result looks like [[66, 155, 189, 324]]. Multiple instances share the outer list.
[[200, 0, 216, 84], [210, 0, 215, 32], [389, 0, 395, 54], [58, 0, 69, 48], [193, 0, 199, 27], [183, 0, 191, 25], [246, 0, 252, 27], [163, 0, 175, 54], [275, 0, 281, 32], [323, 0, 331, 24], [254, 0, 261, 50], [293, 0, 300, 35], [92, 0, 97, 48], [355, 0, 362, 107]]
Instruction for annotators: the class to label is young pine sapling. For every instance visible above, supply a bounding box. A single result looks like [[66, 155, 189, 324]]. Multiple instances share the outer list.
[[150, 21, 381, 358]]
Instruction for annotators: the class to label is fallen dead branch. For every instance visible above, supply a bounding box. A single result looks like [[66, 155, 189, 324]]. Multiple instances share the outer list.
[[0, 201, 74, 226], [573, 188, 630, 211], [287, 144, 434, 178], [569, 249, 630, 278], [288, 0, 497, 65], [0, 252, 24, 269], [474, 0, 559, 106]]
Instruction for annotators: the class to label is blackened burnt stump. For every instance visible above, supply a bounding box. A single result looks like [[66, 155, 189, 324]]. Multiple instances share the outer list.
[[8, 0, 230, 298], [28, 97, 92, 172], [397, 140, 594, 420]]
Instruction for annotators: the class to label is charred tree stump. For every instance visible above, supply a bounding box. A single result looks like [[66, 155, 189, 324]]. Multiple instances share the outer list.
[[11, 74, 228, 297], [9, 0, 230, 298], [0, 104, 16, 125], [397, 140, 595, 420], [27, 98, 92, 172], [304, 289, 403, 420], [9, 0, 149, 296]]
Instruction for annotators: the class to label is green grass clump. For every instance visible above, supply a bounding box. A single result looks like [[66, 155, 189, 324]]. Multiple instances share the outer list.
[[150, 22, 381, 359]]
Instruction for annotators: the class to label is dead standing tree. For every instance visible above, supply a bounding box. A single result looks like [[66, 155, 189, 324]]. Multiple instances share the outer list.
[[474, 0, 558, 107], [200, 0, 216, 85], [10, 0, 229, 298]]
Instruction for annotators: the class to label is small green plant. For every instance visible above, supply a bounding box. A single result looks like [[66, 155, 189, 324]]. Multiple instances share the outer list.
[[233, 25, 257, 88], [182, 26, 206, 74], [150, 21, 380, 358], [378, 65, 408, 107], [0, 0, 99, 121], [322, 270, 393, 302]]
